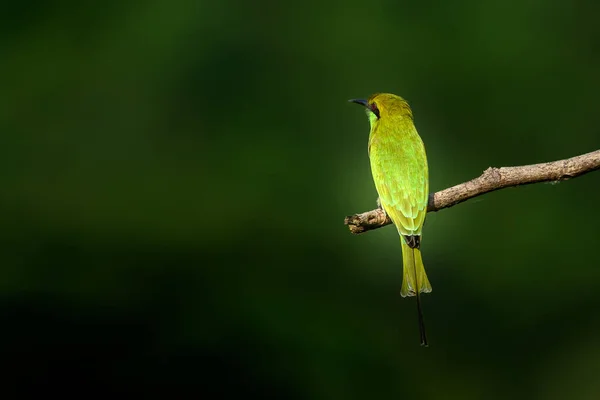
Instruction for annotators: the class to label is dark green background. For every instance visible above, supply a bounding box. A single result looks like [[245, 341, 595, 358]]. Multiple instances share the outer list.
[[2, 0, 600, 397]]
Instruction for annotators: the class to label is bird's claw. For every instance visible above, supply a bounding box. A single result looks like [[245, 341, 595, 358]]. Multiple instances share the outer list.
[[376, 197, 387, 217]]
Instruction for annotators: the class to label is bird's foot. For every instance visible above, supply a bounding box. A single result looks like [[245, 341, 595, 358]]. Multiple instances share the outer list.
[[376, 197, 387, 217]]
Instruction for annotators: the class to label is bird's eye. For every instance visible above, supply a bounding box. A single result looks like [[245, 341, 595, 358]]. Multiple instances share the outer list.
[[370, 103, 380, 119]]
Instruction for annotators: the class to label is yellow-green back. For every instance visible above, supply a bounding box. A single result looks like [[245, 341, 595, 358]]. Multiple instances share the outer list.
[[366, 93, 429, 237]]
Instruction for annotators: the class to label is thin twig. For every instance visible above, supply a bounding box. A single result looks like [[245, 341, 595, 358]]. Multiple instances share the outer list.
[[344, 149, 600, 234]]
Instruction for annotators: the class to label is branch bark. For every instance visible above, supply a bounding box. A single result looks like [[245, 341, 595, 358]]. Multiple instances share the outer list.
[[344, 149, 600, 234]]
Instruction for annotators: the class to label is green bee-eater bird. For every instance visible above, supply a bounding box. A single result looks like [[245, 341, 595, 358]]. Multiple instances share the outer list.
[[349, 93, 432, 346]]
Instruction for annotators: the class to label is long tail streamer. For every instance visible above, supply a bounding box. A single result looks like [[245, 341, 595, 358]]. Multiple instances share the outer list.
[[412, 248, 428, 346]]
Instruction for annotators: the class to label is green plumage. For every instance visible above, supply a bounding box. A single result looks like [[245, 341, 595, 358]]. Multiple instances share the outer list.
[[350, 93, 432, 346]]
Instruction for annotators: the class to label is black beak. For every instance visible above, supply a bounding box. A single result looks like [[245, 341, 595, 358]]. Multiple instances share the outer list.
[[348, 98, 368, 107]]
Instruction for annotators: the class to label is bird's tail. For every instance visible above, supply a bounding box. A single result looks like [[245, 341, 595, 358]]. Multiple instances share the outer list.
[[400, 237, 432, 346]]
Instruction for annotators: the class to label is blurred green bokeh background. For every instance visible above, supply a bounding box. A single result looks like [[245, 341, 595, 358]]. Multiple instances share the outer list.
[[2, 0, 600, 397]]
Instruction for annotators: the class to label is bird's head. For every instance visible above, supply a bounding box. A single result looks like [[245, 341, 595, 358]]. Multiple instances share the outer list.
[[349, 93, 413, 128]]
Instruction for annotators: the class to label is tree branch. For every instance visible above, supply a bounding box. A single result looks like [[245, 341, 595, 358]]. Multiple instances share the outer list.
[[344, 149, 600, 234]]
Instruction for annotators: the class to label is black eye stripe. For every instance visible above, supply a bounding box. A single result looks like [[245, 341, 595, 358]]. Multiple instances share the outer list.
[[370, 103, 380, 119]]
